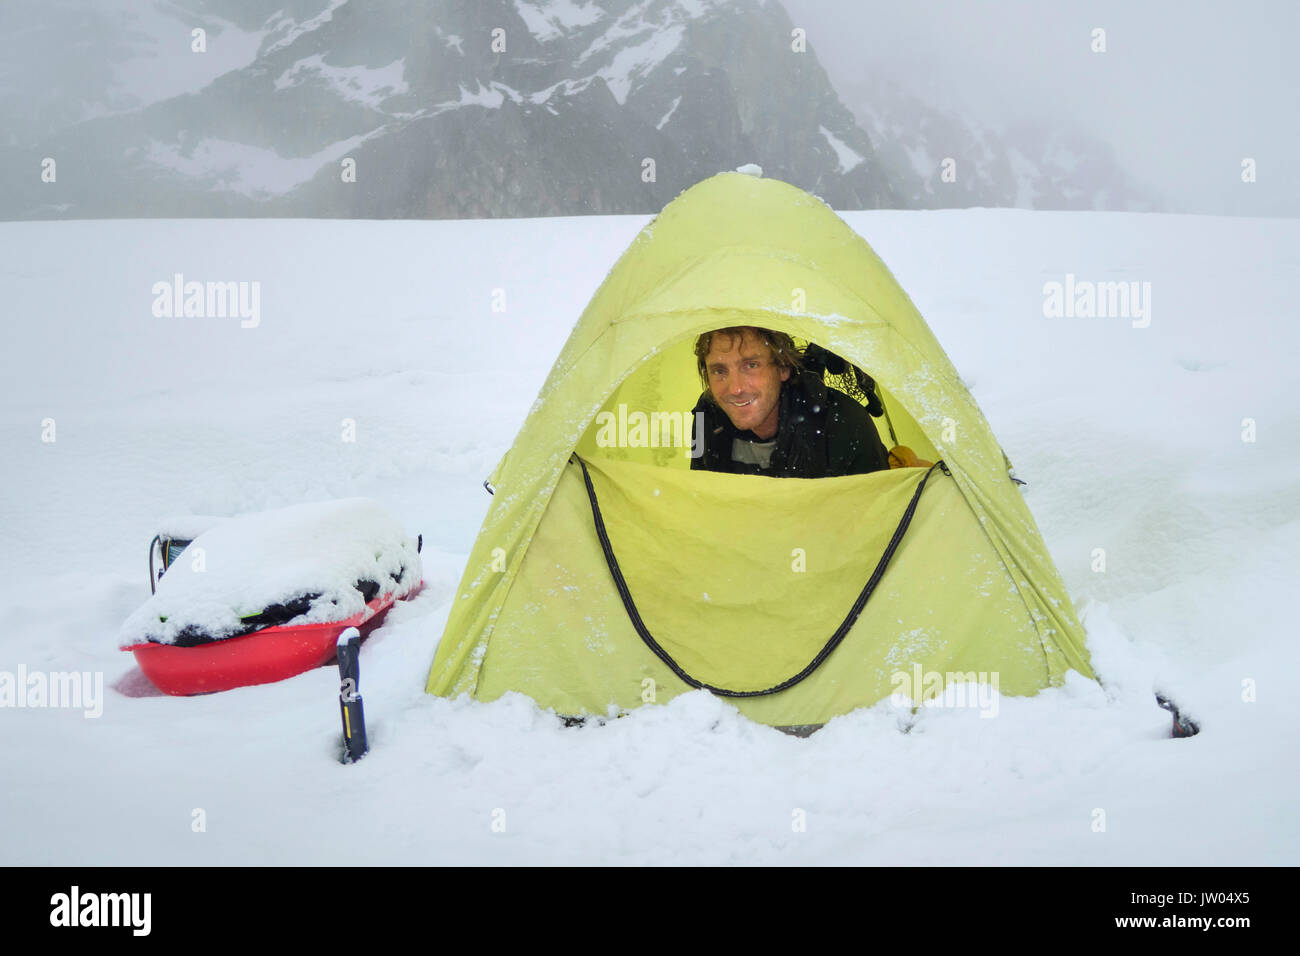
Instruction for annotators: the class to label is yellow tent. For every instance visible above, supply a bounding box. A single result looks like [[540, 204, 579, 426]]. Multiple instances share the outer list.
[[426, 172, 1093, 730]]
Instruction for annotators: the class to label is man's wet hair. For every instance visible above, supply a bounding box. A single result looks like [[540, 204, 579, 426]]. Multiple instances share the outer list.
[[694, 326, 804, 394]]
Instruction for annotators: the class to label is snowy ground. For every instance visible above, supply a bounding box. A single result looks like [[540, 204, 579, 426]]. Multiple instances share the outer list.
[[1, 208, 1296, 865]]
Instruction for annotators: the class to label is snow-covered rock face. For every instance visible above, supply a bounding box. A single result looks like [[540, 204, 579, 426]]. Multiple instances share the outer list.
[[840, 70, 1161, 213], [1, 0, 894, 219], [119, 498, 423, 646]]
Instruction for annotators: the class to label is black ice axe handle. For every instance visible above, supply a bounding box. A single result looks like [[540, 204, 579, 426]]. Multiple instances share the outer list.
[[337, 627, 369, 763]]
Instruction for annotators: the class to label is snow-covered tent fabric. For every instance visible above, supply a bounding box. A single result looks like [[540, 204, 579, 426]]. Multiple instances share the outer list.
[[426, 172, 1094, 728]]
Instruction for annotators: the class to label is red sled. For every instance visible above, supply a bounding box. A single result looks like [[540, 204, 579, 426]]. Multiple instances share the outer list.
[[122, 501, 423, 696], [123, 591, 404, 696]]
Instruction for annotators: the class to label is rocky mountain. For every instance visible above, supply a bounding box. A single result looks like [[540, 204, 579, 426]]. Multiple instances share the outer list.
[[0, 0, 898, 219], [0, 0, 1161, 220], [838, 70, 1162, 212]]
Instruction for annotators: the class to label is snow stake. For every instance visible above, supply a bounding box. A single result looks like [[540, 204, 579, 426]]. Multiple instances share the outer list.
[[337, 627, 369, 763]]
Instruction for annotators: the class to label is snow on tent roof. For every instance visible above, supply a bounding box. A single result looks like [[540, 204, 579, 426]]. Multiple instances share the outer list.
[[121, 498, 421, 647]]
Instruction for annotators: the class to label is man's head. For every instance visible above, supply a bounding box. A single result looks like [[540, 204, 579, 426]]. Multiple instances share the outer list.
[[694, 326, 802, 439]]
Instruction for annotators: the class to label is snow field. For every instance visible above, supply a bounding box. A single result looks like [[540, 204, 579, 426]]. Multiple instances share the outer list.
[[0, 208, 1296, 864]]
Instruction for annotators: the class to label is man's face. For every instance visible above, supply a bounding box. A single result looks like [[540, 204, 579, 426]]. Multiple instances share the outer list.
[[704, 330, 791, 439]]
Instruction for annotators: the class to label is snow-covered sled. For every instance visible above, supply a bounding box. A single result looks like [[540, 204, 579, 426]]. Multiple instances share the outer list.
[[121, 499, 422, 695]]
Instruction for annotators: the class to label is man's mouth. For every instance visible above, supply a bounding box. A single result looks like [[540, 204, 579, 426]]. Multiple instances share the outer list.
[[730, 398, 755, 409]]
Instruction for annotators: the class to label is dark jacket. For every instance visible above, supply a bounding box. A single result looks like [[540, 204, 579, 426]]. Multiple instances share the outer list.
[[690, 372, 890, 478]]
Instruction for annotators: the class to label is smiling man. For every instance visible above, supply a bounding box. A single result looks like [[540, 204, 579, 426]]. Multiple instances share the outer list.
[[690, 326, 891, 478]]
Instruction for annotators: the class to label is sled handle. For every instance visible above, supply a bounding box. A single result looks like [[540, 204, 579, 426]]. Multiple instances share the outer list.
[[148, 535, 162, 594]]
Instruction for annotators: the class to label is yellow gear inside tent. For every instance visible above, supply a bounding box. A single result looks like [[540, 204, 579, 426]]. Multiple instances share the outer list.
[[426, 171, 1093, 730]]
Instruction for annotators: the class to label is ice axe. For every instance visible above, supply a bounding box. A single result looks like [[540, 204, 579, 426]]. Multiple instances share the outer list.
[[337, 627, 369, 763], [1156, 693, 1200, 738]]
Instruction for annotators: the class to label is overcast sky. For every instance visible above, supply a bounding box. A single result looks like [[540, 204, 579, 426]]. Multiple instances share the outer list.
[[782, 0, 1300, 216]]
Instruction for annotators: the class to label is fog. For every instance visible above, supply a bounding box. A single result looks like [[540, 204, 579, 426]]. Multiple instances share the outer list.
[[783, 0, 1300, 216], [1, 0, 1295, 216]]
